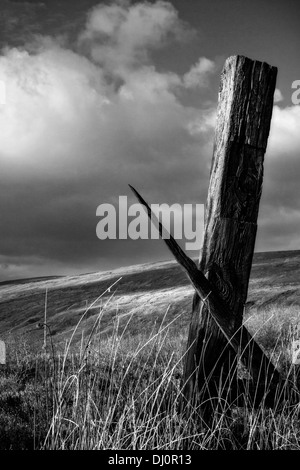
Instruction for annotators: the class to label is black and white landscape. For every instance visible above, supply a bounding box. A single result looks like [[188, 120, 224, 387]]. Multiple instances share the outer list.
[[0, 0, 299, 452]]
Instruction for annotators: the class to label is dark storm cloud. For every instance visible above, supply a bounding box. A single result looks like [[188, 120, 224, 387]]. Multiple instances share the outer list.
[[0, 1, 217, 280], [1, 0, 101, 51], [0, 0, 299, 281]]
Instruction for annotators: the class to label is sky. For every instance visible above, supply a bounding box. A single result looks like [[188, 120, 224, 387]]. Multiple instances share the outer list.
[[0, 0, 299, 281]]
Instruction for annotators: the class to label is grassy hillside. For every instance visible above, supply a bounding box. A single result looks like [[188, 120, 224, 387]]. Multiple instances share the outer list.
[[0, 250, 300, 450], [0, 250, 300, 350]]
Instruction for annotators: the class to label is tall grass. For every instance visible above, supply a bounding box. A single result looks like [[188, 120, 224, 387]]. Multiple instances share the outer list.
[[1, 290, 300, 450]]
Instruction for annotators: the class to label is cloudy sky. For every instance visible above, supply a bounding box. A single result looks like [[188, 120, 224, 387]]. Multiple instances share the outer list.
[[0, 0, 299, 281]]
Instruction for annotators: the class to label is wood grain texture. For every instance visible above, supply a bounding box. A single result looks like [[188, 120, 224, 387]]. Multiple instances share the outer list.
[[129, 185, 297, 410], [182, 56, 278, 407]]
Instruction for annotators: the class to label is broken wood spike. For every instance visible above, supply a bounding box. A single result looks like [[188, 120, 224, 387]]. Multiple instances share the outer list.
[[128, 184, 298, 404]]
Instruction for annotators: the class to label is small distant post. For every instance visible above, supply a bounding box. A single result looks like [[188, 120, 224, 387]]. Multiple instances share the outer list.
[[291, 324, 300, 364], [291, 323, 300, 390], [0, 340, 6, 365]]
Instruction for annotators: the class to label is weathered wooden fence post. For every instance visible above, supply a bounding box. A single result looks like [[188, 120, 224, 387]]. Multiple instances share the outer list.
[[182, 56, 277, 408], [130, 55, 296, 415]]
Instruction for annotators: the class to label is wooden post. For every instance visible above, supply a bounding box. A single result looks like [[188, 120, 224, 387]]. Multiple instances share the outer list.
[[129, 184, 292, 409], [182, 56, 277, 407]]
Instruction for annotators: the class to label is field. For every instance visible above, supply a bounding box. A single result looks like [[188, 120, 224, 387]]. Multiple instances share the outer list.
[[0, 250, 300, 450]]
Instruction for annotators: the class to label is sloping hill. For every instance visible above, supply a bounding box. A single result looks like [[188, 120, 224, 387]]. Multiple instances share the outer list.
[[0, 250, 299, 349]]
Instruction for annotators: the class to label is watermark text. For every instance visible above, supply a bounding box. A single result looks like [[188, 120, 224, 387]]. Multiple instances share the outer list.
[[96, 196, 204, 251], [292, 80, 300, 105]]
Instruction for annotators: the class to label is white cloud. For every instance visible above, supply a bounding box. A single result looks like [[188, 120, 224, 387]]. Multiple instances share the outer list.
[[0, 1, 215, 185], [260, 103, 300, 235], [3, 0, 298, 279], [0, 44, 111, 176], [183, 57, 216, 89], [79, 0, 192, 76], [186, 108, 217, 136], [267, 104, 300, 158], [274, 88, 283, 103], [0, 1, 218, 280]]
